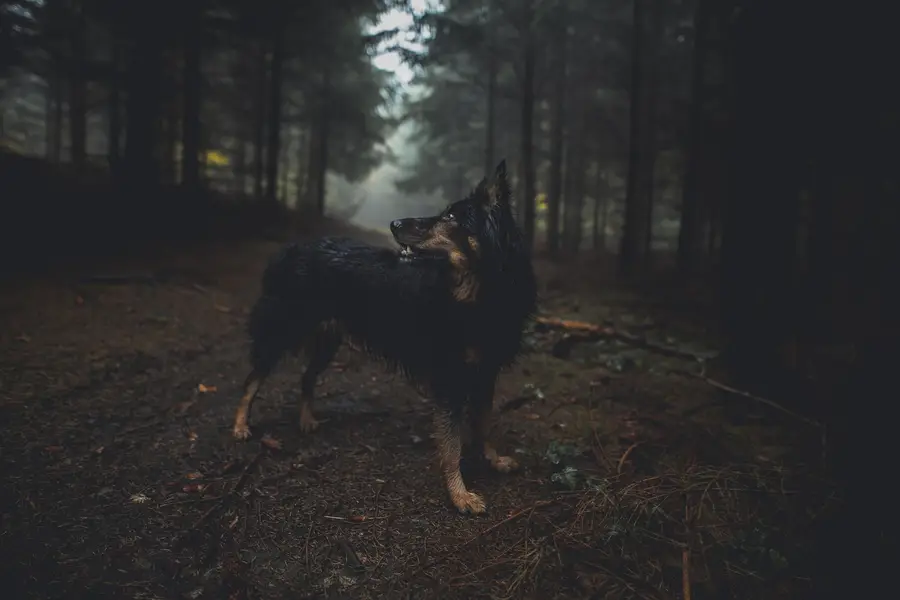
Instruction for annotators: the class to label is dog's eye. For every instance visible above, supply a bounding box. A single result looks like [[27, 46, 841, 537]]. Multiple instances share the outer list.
[[444, 213, 455, 221]]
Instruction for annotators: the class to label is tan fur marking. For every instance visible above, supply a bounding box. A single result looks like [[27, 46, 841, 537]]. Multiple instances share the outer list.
[[434, 412, 486, 514], [420, 231, 480, 302], [470, 400, 519, 474], [467, 236, 480, 255], [233, 376, 261, 440], [299, 397, 319, 433]]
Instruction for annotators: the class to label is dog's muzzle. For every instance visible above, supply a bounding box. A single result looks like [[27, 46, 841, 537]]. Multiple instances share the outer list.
[[391, 217, 436, 263]]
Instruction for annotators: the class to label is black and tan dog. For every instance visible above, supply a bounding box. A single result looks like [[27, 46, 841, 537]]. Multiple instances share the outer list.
[[232, 160, 537, 514]]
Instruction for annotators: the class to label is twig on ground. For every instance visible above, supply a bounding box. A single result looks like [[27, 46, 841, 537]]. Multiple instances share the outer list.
[[671, 368, 821, 427], [617, 442, 640, 474], [683, 499, 692, 600], [113, 419, 164, 440], [534, 316, 711, 362]]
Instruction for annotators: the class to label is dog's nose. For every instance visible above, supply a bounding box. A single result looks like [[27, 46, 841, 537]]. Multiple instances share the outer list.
[[390, 219, 402, 232]]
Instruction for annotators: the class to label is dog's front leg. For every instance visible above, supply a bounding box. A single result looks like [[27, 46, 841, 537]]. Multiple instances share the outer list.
[[434, 407, 486, 515], [469, 372, 519, 474]]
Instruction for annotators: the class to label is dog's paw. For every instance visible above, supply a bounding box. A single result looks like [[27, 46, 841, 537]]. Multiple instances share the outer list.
[[299, 406, 320, 433], [233, 423, 252, 440], [451, 490, 487, 515], [491, 455, 519, 473], [299, 415, 320, 434]]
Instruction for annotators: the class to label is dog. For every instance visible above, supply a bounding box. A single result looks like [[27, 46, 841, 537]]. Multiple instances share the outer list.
[[232, 160, 537, 514]]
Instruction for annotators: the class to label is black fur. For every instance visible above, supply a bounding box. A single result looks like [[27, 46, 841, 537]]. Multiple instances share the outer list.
[[233, 160, 537, 514]]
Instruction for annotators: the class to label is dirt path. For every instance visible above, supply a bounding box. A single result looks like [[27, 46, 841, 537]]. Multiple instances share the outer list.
[[1, 224, 833, 600]]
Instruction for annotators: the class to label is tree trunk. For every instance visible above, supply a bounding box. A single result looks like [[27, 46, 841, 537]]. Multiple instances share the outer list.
[[484, 51, 497, 177], [68, 0, 87, 173], [592, 164, 608, 250], [181, 1, 203, 190], [294, 127, 309, 207], [45, 61, 64, 163], [314, 68, 331, 216], [520, 17, 537, 250], [619, 0, 661, 275], [108, 40, 122, 176], [304, 121, 318, 212], [280, 126, 290, 200], [677, 0, 712, 274], [235, 136, 248, 196], [253, 45, 268, 199], [720, 2, 800, 389], [264, 24, 285, 203], [562, 53, 589, 254], [546, 14, 567, 258], [123, 22, 163, 191]]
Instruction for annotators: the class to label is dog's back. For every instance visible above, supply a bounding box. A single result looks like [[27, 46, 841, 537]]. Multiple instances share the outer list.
[[247, 236, 465, 381]]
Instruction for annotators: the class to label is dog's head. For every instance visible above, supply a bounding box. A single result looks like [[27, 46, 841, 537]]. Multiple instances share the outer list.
[[390, 159, 512, 263], [389, 160, 515, 302]]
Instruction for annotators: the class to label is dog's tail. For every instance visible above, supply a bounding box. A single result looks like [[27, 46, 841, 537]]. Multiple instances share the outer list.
[[246, 244, 310, 377]]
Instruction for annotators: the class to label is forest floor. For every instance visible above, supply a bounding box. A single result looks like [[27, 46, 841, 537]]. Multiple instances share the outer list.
[[0, 220, 837, 600]]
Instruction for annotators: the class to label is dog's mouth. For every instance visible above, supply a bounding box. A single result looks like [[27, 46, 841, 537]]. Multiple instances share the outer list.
[[398, 244, 420, 262]]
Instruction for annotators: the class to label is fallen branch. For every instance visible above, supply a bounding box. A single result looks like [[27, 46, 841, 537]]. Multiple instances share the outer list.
[[672, 368, 821, 428], [534, 316, 713, 362]]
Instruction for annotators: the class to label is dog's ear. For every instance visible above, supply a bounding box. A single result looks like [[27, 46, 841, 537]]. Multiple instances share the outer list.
[[483, 159, 511, 209]]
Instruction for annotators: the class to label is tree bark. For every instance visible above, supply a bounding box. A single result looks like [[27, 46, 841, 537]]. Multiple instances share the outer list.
[[483, 1, 497, 176], [546, 14, 567, 258], [314, 68, 331, 216], [619, 0, 661, 275], [253, 45, 268, 200], [108, 39, 122, 176], [280, 126, 290, 200], [677, 0, 712, 274], [720, 2, 800, 389], [562, 47, 589, 255], [123, 20, 163, 191], [294, 127, 309, 207], [592, 164, 608, 250], [181, 1, 203, 190], [235, 136, 248, 196], [68, 0, 87, 173], [264, 24, 285, 203], [519, 10, 537, 250]]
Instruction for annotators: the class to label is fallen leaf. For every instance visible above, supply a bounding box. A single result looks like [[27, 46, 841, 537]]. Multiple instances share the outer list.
[[16, 333, 31, 343], [214, 304, 231, 313], [187, 431, 199, 442], [229, 515, 239, 529], [186, 472, 203, 480], [182, 483, 207, 493], [44, 445, 64, 453], [130, 493, 150, 504], [524, 413, 542, 420], [94, 446, 105, 455], [197, 383, 217, 393], [261, 435, 282, 450], [176, 399, 196, 414]]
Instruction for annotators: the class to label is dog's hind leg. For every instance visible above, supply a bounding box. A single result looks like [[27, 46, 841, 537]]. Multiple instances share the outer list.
[[434, 405, 486, 515], [234, 295, 297, 440], [299, 324, 342, 433], [469, 372, 519, 473]]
